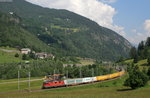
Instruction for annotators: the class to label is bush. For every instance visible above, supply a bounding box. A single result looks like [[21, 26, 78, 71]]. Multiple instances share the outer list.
[[14, 53, 19, 57], [22, 54, 28, 60], [124, 64, 149, 89]]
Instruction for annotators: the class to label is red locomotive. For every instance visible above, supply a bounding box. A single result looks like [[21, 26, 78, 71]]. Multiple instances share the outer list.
[[42, 74, 65, 89]]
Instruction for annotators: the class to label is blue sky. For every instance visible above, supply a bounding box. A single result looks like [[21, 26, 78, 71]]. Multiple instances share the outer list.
[[26, 0, 150, 45], [111, 0, 150, 44]]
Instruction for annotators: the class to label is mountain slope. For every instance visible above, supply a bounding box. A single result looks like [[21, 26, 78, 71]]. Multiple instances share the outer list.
[[0, 0, 132, 61], [0, 12, 51, 52]]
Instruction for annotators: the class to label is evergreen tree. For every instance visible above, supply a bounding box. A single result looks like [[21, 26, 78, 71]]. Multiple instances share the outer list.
[[133, 54, 138, 63], [129, 47, 137, 59], [137, 41, 145, 60], [146, 37, 150, 47], [138, 41, 145, 51], [148, 57, 150, 65], [143, 49, 148, 59], [147, 67, 150, 79]]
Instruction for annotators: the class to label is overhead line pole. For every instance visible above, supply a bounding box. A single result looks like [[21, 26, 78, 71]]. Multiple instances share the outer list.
[[80, 67, 82, 78], [28, 71, 31, 91], [18, 70, 20, 90]]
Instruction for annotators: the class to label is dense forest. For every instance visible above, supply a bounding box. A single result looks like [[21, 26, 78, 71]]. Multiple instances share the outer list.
[[0, 0, 132, 61], [0, 58, 115, 79]]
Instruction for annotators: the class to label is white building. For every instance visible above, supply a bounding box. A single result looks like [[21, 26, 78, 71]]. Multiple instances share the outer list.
[[21, 48, 31, 54]]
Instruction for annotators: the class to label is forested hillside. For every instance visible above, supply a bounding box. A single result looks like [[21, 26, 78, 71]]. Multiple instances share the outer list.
[[130, 37, 150, 63], [0, 0, 132, 61], [0, 12, 51, 52]]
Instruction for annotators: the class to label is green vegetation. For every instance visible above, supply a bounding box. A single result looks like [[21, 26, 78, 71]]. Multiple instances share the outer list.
[[130, 37, 150, 64], [0, 59, 114, 79], [147, 67, 150, 79], [0, 50, 22, 63], [14, 53, 19, 57], [0, 12, 51, 53], [0, 87, 150, 98], [0, 57, 150, 97], [0, 0, 131, 61], [123, 37, 150, 89], [0, 78, 42, 92], [148, 57, 150, 65], [79, 59, 95, 65], [124, 64, 149, 89]]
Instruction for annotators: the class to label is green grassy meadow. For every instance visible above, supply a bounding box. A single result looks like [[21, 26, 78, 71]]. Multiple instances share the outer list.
[[0, 77, 43, 92], [80, 59, 95, 65], [0, 49, 22, 63]]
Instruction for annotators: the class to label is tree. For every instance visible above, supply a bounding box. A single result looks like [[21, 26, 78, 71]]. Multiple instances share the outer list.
[[143, 49, 148, 59], [142, 67, 147, 75], [148, 57, 150, 65], [147, 67, 150, 79], [124, 65, 149, 89], [137, 41, 145, 60], [129, 47, 139, 63], [29, 51, 36, 59], [145, 37, 150, 47], [14, 53, 19, 57], [138, 41, 145, 51], [133, 54, 138, 63], [129, 47, 137, 59], [116, 56, 124, 63], [22, 54, 28, 60]]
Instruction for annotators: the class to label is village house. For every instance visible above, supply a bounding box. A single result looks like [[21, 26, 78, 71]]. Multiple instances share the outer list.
[[35, 52, 54, 59], [21, 48, 31, 54], [35, 52, 47, 59]]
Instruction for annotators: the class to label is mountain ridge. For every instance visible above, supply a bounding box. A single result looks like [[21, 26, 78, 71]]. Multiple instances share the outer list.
[[0, 0, 132, 61]]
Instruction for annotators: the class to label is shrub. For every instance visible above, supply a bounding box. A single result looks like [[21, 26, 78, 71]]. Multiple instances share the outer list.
[[14, 53, 19, 57], [124, 65, 149, 89]]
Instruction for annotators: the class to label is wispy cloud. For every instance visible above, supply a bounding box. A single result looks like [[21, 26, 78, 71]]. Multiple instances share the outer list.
[[144, 19, 150, 32], [127, 19, 150, 45]]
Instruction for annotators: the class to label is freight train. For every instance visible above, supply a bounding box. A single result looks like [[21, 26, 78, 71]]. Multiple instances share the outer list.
[[42, 70, 125, 89]]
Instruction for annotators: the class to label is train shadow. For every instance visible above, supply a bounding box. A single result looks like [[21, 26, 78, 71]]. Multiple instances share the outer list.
[[117, 88, 133, 92]]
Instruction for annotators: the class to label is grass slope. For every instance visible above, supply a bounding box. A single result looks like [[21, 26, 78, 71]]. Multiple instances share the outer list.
[[0, 50, 22, 63], [0, 77, 42, 92]]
